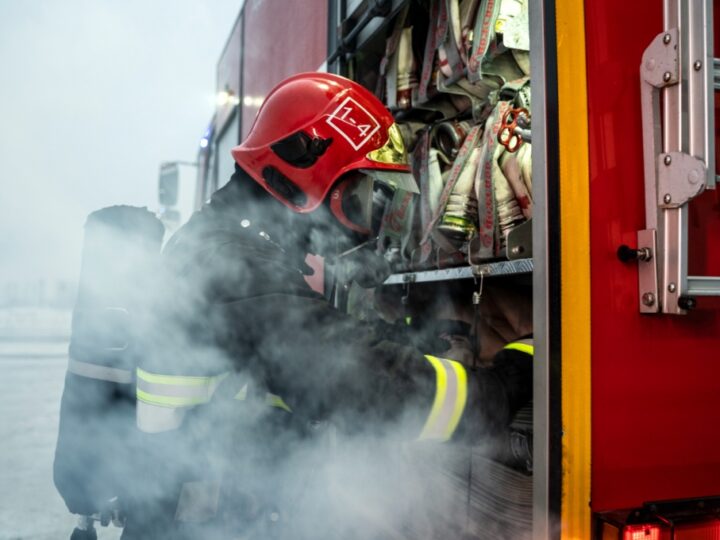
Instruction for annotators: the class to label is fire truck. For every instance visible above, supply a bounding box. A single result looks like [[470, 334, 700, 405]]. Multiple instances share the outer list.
[[158, 0, 720, 537]]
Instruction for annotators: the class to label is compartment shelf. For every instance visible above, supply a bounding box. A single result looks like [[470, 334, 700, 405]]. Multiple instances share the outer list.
[[383, 258, 533, 285]]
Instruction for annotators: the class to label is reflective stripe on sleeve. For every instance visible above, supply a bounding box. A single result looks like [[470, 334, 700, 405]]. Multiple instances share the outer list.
[[265, 393, 292, 413], [233, 384, 292, 413], [67, 358, 133, 384], [234, 383, 248, 401], [136, 368, 228, 406], [503, 339, 534, 356], [418, 355, 468, 442], [135, 368, 228, 433]]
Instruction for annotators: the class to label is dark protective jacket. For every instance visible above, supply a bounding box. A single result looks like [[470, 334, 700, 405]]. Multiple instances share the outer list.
[[124, 169, 532, 539]]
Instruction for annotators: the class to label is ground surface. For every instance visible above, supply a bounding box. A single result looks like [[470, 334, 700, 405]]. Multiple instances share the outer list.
[[0, 310, 120, 540]]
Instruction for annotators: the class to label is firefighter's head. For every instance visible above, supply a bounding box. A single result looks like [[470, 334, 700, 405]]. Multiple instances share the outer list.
[[231, 72, 417, 240]]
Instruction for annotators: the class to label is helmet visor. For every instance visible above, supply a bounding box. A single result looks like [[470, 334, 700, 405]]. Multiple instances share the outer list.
[[366, 123, 409, 167]]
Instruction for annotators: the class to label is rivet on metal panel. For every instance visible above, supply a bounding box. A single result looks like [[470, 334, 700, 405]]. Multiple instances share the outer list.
[[663, 194, 672, 204], [693, 60, 702, 71], [663, 33, 672, 44], [663, 71, 672, 82], [663, 154, 672, 165], [668, 283, 677, 293], [642, 292, 656, 307]]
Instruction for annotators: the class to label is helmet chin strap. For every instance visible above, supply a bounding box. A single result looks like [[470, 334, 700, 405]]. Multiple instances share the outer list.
[[328, 181, 373, 236]]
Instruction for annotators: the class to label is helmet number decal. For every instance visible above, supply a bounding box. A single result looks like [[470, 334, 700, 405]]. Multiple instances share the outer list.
[[326, 97, 381, 151]]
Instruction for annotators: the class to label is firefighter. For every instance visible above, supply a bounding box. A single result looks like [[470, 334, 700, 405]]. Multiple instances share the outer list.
[[125, 73, 532, 539]]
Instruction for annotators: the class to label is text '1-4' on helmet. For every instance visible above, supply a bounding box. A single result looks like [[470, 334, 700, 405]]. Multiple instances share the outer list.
[[231, 72, 418, 214]]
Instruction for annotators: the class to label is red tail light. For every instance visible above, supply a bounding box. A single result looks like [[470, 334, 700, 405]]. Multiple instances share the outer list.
[[624, 525, 664, 540]]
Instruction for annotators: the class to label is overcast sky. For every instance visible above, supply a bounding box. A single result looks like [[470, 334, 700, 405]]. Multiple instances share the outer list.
[[0, 0, 241, 283]]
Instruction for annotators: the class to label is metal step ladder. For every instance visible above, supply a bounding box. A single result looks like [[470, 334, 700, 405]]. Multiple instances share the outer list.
[[632, 0, 718, 314]]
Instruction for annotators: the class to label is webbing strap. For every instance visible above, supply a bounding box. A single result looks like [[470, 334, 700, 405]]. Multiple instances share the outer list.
[[438, 0, 466, 81], [378, 188, 416, 261], [460, 0, 482, 56], [468, 0, 502, 82], [420, 125, 482, 247], [377, 3, 410, 106], [418, 355, 468, 442], [475, 101, 510, 258], [417, 0, 441, 103], [67, 358, 133, 384], [413, 130, 435, 265]]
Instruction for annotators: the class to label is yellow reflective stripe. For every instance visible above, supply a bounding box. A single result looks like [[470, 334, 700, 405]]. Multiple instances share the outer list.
[[418, 355, 467, 441], [449, 360, 467, 437], [234, 384, 248, 401], [266, 393, 292, 413], [504, 342, 534, 356], [137, 368, 216, 386], [136, 388, 208, 407], [419, 355, 448, 440]]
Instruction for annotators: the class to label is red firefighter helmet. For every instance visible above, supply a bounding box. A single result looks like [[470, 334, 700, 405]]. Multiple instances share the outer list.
[[231, 72, 415, 220]]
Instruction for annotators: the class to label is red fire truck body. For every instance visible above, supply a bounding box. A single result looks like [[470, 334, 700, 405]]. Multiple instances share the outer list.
[[587, 0, 720, 513]]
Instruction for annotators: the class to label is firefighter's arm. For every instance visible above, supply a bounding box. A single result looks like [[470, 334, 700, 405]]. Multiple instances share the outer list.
[[417, 339, 533, 443], [357, 316, 533, 442]]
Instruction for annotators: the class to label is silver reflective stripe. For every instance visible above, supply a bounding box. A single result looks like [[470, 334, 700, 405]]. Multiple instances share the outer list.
[[174, 480, 220, 523], [418, 355, 468, 442], [137, 378, 217, 400], [67, 358, 133, 384], [136, 400, 187, 433]]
